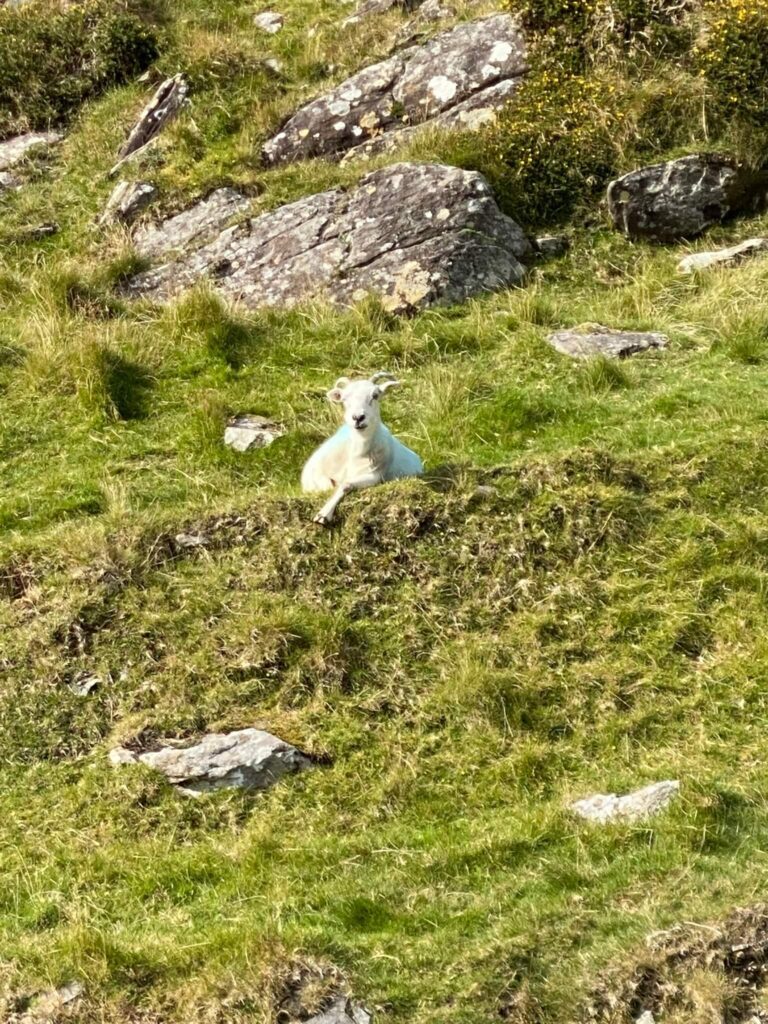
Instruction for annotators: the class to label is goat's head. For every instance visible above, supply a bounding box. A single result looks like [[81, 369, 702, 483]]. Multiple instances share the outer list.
[[326, 372, 401, 435]]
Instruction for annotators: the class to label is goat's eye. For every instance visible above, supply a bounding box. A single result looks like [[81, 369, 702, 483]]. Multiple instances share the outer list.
[[372, 389, 380, 400]]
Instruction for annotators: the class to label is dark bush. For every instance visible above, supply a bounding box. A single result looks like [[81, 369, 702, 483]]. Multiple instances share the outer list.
[[0, 0, 160, 139]]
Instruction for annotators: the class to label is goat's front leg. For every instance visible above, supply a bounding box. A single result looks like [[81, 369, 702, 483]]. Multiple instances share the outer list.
[[313, 472, 381, 527]]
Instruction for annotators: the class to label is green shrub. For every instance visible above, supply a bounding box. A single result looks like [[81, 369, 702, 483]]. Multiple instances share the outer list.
[[475, 70, 624, 226], [0, 0, 160, 138], [698, 0, 768, 145]]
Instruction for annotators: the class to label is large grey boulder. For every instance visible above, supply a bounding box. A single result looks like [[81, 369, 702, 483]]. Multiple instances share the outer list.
[[678, 237, 768, 273], [608, 155, 768, 242], [0, 131, 62, 172], [262, 14, 526, 166], [110, 728, 311, 796], [133, 187, 251, 258], [570, 781, 680, 824], [547, 326, 668, 359], [125, 162, 531, 313]]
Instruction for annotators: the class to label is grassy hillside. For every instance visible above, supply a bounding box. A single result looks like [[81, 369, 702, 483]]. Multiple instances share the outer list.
[[2, 0, 768, 1022]]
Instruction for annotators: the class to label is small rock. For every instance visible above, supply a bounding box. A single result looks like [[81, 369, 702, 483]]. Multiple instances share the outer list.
[[68, 671, 101, 696], [109, 746, 138, 765], [547, 326, 668, 360], [306, 996, 373, 1024], [110, 74, 189, 175], [111, 727, 311, 796], [99, 180, 157, 227], [534, 234, 570, 257], [174, 531, 210, 549], [15, 222, 58, 242], [0, 131, 63, 172], [635, 1012, 655, 1024], [224, 414, 285, 452], [0, 170, 20, 192], [28, 981, 84, 1017], [264, 57, 284, 74], [570, 780, 680, 824], [607, 154, 768, 242], [254, 10, 283, 32], [343, 0, 424, 27], [677, 237, 768, 273]]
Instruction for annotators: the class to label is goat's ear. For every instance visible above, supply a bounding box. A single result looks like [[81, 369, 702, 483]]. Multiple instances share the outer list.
[[378, 379, 401, 395], [326, 387, 345, 403]]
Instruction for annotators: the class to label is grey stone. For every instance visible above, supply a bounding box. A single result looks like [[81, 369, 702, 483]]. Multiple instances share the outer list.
[[99, 180, 157, 227], [224, 414, 285, 452], [253, 10, 283, 32], [608, 154, 768, 243], [174, 531, 209, 549], [635, 1013, 656, 1024], [547, 326, 668, 360], [28, 981, 84, 1017], [125, 162, 531, 314], [677, 237, 768, 273], [306, 997, 373, 1024], [111, 728, 311, 796], [15, 222, 58, 242], [534, 234, 570, 257], [0, 170, 20, 192], [570, 781, 680, 824], [133, 187, 251, 258], [68, 671, 101, 696], [110, 74, 189, 175], [343, 0, 424, 27], [262, 14, 526, 166], [0, 131, 62, 171]]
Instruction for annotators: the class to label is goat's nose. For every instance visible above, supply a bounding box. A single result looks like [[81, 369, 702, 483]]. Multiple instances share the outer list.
[[353, 414, 366, 426]]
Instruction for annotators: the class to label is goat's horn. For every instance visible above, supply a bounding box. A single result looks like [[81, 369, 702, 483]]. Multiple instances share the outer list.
[[333, 376, 351, 389], [370, 371, 396, 383]]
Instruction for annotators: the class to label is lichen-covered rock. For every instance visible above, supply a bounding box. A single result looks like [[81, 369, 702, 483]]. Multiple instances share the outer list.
[[262, 14, 526, 166], [133, 187, 250, 258], [677, 237, 768, 273], [608, 155, 768, 242], [547, 326, 668, 359], [0, 170, 19, 192], [306, 997, 373, 1024], [343, 0, 424, 26], [110, 728, 311, 796], [99, 180, 157, 226], [125, 163, 531, 314], [570, 781, 680, 824], [0, 131, 62, 171], [110, 74, 189, 175], [534, 234, 570, 257]]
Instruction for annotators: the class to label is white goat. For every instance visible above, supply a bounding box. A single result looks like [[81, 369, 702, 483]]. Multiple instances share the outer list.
[[301, 372, 424, 526]]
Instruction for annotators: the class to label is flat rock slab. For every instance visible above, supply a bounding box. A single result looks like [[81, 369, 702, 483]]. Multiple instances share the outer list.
[[125, 162, 531, 314], [224, 414, 285, 451], [608, 154, 768, 242], [110, 727, 311, 796], [678, 237, 768, 273], [0, 131, 62, 171], [306, 997, 372, 1024], [99, 180, 157, 226], [262, 14, 526, 166], [571, 781, 680, 824], [254, 10, 283, 32], [133, 187, 251, 258], [547, 327, 668, 359]]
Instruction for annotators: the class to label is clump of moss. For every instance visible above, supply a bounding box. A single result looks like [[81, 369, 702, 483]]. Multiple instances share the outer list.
[[0, 0, 161, 139]]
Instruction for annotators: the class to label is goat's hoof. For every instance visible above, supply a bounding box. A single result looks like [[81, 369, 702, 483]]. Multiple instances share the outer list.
[[312, 513, 332, 528]]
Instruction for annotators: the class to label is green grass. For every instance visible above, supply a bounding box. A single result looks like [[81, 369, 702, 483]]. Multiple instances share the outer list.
[[3, 0, 768, 1021]]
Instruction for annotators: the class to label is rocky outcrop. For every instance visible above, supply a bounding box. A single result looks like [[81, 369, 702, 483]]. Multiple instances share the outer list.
[[224, 414, 285, 452], [608, 155, 768, 242], [547, 326, 668, 359], [133, 187, 251, 258], [110, 74, 189, 175], [678, 237, 768, 273], [109, 728, 311, 796], [125, 163, 531, 314], [343, 0, 424, 27], [99, 180, 157, 226], [262, 15, 526, 166], [570, 781, 680, 824], [0, 131, 62, 191]]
